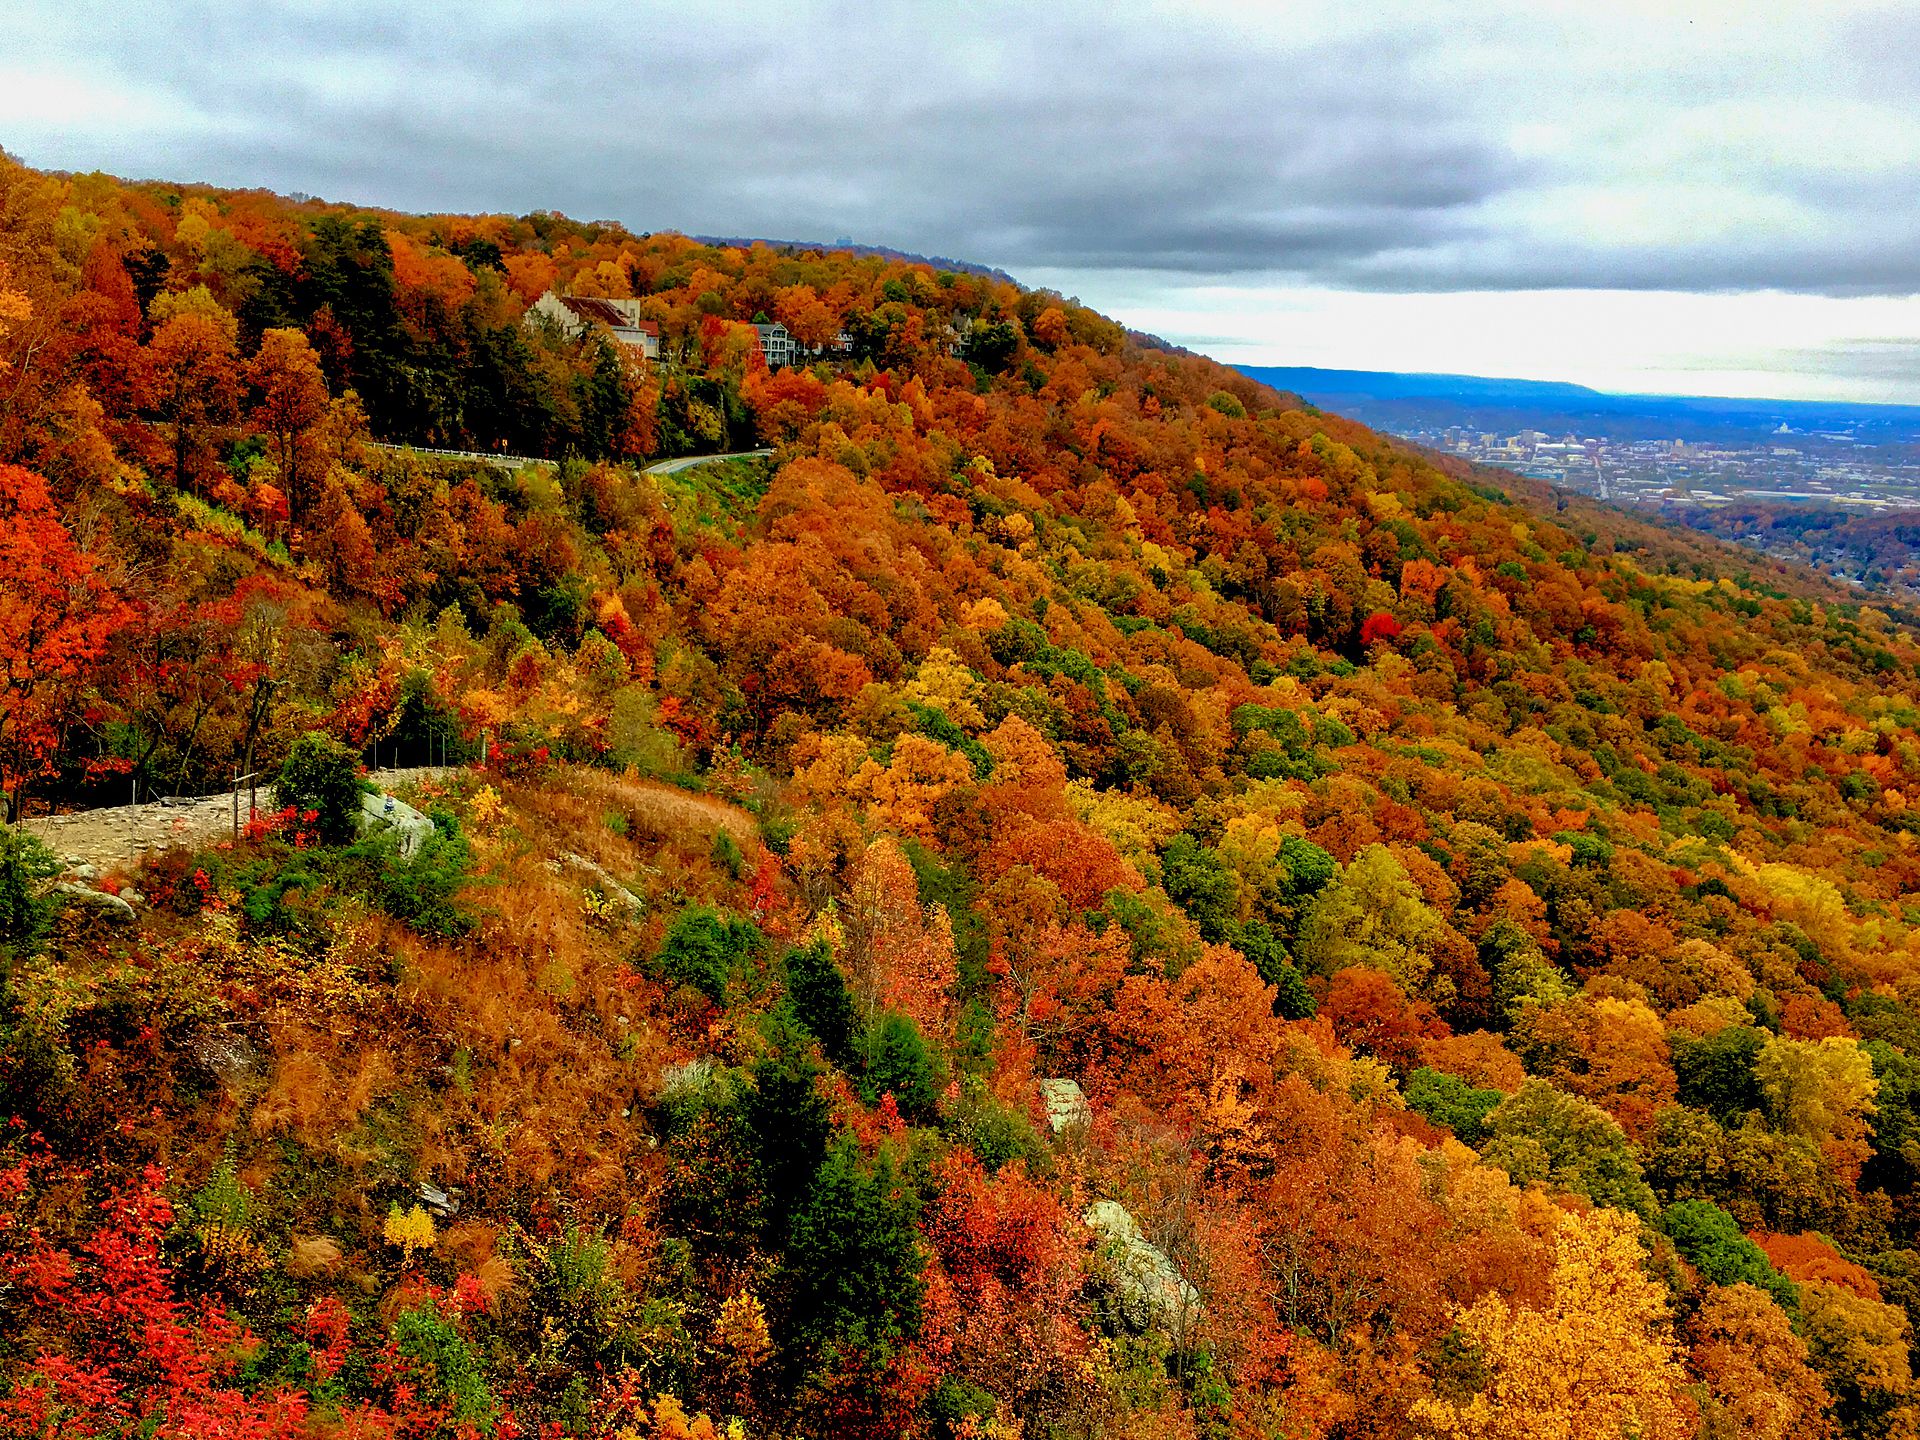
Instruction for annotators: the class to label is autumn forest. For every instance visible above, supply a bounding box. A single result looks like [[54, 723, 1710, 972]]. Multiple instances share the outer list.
[[7, 152, 1920, 1439]]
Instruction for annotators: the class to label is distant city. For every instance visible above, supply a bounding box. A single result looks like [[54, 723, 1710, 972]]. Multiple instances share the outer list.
[[1408, 425, 1920, 512], [1237, 365, 1920, 597]]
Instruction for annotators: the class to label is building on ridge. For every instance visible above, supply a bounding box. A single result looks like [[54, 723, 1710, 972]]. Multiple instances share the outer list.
[[527, 292, 660, 361]]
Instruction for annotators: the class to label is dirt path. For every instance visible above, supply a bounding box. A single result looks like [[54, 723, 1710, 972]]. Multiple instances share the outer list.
[[25, 768, 451, 876]]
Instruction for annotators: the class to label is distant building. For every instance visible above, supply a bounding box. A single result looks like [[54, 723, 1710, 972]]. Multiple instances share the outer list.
[[752, 321, 797, 369], [750, 320, 854, 369], [528, 292, 660, 361]]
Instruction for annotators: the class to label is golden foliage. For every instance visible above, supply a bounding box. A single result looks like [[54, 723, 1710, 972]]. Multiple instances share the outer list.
[[383, 1203, 437, 1264], [1411, 1207, 1692, 1440]]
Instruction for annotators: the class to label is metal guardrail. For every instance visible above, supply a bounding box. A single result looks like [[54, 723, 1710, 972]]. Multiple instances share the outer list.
[[368, 442, 775, 474], [368, 442, 555, 469]]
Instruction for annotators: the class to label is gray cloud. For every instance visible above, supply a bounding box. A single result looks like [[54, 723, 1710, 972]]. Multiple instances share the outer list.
[[2, 0, 1915, 296]]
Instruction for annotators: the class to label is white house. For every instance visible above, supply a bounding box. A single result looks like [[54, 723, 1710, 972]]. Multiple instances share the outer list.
[[752, 321, 796, 369], [528, 291, 660, 361]]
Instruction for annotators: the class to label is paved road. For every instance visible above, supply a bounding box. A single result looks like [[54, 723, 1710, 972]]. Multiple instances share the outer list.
[[24, 768, 451, 875], [642, 449, 773, 475]]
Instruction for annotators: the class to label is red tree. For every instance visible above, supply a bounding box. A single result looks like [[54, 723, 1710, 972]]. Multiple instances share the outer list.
[[0, 464, 129, 815]]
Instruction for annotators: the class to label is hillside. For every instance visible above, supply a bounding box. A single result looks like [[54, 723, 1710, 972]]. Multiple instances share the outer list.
[[6, 154, 1920, 1438]]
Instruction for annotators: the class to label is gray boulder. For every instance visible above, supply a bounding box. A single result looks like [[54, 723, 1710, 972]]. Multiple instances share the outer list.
[[358, 791, 436, 860], [559, 851, 645, 918], [1039, 1077, 1093, 1134], [52, 882, 137, 924], [1084, 1199, 1202, 1331]]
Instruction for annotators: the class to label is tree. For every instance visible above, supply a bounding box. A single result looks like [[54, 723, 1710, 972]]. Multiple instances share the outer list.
[[746, 1008, 834, 1234], [248, 327, 329, 525], [1683, 1283, 1835, 1440], [1411, 1207, 1692, 1440], [0, 465, 128, 816], [1510, 990, 1675, 1140], [1480, 1080, 1657, 1218], [1660, 1200, 1799, 1316], [0, 823, 60, 995], [845, 836, 958, 1045], [785, 938, 859, 1067], [656, 906, 767, 1007], [1675, 1023, 1767, 1123], [1799, 1279, 1920, 1437], [1756, 1035, 1879, 1184], [859, 1010, 940, 1124], [780, 1137, 926, 1368], [275, 730, 364, 844], [143, 288, 241, 495], [1321, 966, 1442, 1071], [1297, 843, 1441, 989], [1404, 1067, 1505, 1145]]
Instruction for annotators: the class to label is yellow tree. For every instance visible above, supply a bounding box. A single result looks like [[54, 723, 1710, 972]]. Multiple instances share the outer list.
[[1684, 1282, 1836, 1440], [144, 287, 240, 495], [1297, 843, 1441, 989], [1412, 1207, 1693, 1440], [1755, 1035, 1879, 1182]]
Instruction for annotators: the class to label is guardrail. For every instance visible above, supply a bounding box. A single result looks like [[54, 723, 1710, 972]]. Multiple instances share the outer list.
[[368, 442, 555, 469]]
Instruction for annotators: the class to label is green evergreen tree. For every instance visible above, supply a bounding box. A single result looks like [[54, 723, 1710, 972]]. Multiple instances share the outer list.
[[784, 939, 858, 1067], [780, 1137, 925, 1369]]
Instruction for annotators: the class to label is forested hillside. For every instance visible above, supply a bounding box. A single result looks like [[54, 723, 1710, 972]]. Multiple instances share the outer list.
[[7, 153, 1920, 1438]]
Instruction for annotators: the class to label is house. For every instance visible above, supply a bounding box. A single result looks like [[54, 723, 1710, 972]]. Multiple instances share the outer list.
[[752, 321, 797, 370], [749, 321, 855, 369], [527, 291, 659, 361]]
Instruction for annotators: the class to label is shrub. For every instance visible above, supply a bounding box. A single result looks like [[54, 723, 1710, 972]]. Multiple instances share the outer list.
[[349, 811, 476, 937], [0, 824, 60, 973], [942, 1080, 1043, 1173], [390, 1300, 494, 1428], [656, 906, 767, 1005], [711, 828, 745, 879], [277, 731, 366, 844]]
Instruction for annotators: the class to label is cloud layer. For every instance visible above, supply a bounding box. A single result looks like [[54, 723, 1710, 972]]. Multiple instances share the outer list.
[[3, 0, 1916, 297]]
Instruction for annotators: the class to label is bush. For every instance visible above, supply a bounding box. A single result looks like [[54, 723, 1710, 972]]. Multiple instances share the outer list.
[[656, 906, 767, 1005], [277, 731, 366, 844], [711, 828, 744, 879], [349, 811, 475, 938], [942, 1080, 1042, 1173], [0, 824, 60, 969]]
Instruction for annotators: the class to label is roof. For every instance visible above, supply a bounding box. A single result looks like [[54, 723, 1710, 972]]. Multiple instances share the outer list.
[[556, 295, 629, 328], [545, 295, 658, 348]]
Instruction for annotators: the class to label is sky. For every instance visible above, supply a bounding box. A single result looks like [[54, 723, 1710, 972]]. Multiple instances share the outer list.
[[2, 0, 1917, 402]]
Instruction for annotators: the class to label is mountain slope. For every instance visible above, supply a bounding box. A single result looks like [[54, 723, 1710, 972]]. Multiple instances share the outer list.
[[1, 155, 1916, 1438]]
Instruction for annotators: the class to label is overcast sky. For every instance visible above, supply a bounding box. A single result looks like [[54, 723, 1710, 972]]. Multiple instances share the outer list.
[[4, 0, 1917, 402]]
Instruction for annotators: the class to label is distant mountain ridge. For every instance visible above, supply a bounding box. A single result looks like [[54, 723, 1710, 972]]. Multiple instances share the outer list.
[[1238, 366, 1608, 406], [1236, 364, 1920, 442]]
